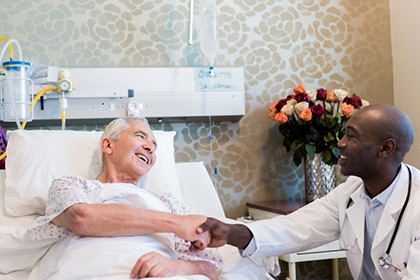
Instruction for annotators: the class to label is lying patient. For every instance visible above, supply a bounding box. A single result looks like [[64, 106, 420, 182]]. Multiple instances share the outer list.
[[25, 116, 221, 280]]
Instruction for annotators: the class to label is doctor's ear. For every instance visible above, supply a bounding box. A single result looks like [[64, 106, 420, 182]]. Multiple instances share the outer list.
[[379, 138, 396, 157], [101, 138, 113, 155]]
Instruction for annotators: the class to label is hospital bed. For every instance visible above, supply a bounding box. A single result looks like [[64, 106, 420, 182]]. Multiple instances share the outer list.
[[0, 129, 277, 279]]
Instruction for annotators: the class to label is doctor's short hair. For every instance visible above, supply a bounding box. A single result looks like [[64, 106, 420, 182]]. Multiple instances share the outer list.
[[101, 116, 150, 142]]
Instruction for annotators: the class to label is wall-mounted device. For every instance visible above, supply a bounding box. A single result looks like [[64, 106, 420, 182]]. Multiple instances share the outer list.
[[28, 67, 245, 125]]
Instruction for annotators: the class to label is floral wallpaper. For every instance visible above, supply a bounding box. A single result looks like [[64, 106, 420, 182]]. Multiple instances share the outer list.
[[1, 0, 393, 278], [0, 0, 393, 217]]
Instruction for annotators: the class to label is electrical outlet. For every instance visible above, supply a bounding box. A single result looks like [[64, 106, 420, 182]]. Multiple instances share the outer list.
[[127, 100, 141, 116]]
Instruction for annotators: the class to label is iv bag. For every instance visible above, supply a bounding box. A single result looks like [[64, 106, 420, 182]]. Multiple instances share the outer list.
[[198, 0, 220, 66]]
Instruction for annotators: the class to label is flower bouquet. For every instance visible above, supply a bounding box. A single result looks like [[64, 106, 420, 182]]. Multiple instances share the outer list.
[[268, 83, 369, 166]]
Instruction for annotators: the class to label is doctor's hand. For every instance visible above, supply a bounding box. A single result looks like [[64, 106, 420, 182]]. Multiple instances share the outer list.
[[193, 217, 254, 251]]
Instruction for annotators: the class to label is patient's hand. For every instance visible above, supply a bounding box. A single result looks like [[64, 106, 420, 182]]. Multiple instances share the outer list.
[[130, 252, 180, 278], [175, 214, 210, 248], [130, 252, 217, 280]]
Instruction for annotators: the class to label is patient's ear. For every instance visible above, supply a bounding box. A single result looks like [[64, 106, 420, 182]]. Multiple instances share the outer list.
[[101, 138, 113, 155]]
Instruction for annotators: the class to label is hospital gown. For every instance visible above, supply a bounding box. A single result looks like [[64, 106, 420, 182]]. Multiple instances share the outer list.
[[27, 176, 223, 271]]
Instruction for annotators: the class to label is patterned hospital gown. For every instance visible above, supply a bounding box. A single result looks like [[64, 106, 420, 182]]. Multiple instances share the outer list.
[[27, 176, 223, 270]]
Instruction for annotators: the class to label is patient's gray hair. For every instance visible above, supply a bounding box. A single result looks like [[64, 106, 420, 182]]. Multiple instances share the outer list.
[[101, 116, 150, 142]]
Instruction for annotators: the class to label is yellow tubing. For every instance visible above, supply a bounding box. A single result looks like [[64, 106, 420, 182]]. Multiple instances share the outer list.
[[0, 36, 13, 60], [1, 85, 57, 160], [21, 85, 56, 129], [61, 109, 66, 129]]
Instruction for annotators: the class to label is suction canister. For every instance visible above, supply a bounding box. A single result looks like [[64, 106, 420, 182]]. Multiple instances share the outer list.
[[1, 60, 33, 122]]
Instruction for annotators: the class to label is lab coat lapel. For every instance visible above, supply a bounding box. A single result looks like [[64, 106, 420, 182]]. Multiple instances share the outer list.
[[372, 165, 409, 253], [346, 189, 365, 253]]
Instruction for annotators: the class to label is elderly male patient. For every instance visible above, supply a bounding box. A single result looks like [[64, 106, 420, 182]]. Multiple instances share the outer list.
[[26, 116, 221, 280]]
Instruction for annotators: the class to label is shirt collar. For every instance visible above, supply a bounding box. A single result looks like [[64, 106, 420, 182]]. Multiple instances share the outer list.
[[361, 165, 403, 206]]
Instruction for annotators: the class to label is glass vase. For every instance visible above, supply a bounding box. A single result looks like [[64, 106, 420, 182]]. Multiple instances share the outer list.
[[304, 153, 336, 203]]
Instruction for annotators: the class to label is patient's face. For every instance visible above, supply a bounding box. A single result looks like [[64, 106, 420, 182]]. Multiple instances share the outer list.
[[110, 121, 157, 182]]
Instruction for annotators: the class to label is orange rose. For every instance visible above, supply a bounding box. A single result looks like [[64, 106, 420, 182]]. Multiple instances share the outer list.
[[299, 108, 312, 121], [326, 91, 335, 102], [342, 103, 355, 116], [274, 112, 288, 124], [267, 110, 277, 120], [293, 83, 306, 94], [268, 100, 279, 112]]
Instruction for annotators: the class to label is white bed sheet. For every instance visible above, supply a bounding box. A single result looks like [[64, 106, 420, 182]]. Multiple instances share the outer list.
[[0, 163, 272, 280]]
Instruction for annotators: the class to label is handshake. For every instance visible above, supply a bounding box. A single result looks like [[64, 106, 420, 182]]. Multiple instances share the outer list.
[[179, 217, 254, 252]]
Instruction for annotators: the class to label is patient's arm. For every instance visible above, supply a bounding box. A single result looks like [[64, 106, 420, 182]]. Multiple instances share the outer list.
[[52, 203, 208, 243], [41, 176, 208, 243], [130, 251, 218, 280]]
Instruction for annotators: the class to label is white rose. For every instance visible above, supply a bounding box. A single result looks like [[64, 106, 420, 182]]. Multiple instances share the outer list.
[[286, 98, 297, 106], [324, 101, 339, 116], [294, 101, 309, 114], [306, 90, 317, 101], [362, 99, 370, 106], [333, 89, 349, 101], [281, 103, 294, 116]]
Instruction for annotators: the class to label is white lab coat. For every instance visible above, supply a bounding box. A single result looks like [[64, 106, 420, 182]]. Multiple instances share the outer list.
[[247, 164, 420, 279]]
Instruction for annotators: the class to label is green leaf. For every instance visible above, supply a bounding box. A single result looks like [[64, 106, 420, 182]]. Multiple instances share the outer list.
[[293, 152, 302, 166], [305, 144, 315, 159], [322, 150, 331, 163], [332, 146, 340, 158]]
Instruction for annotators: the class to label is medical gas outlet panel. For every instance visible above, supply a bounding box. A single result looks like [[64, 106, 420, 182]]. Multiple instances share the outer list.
[[30, 67, 245, 124]]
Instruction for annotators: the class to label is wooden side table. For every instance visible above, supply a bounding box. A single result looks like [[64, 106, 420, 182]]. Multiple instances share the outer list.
[[246, 201, 346, 280]]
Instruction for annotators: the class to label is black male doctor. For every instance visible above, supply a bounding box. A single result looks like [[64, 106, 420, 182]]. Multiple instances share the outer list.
[[196, 104, 420, 279]]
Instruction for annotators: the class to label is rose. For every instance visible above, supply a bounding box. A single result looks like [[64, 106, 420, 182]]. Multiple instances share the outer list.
[[293, 83, 306, 94], [281, 103, 294, 116], [306, 90, 317, 101], [295, 93, 311, 103], [311, 104, 325, 117], [294, 101, 309, 114], [341, 103, 355, 116], [343, 94, 363, 109], [275, 112, 288, 124], [333, 89, 349, 101], [299, 108, 312, 121], [317, 88, 327, 101], [326, 91, 335, 102]]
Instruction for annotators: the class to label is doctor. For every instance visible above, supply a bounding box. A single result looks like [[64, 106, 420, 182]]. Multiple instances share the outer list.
[[196, 104, 420, 279]]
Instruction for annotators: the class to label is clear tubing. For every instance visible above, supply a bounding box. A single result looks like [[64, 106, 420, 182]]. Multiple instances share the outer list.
[[188, 0, 194, 45], [0, 39, 22, 62], [0, 37, 13, 60], [207, 68, 218, 190]]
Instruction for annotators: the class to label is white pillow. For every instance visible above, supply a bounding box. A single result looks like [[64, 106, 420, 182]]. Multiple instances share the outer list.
[[4, 129, 181, 217]]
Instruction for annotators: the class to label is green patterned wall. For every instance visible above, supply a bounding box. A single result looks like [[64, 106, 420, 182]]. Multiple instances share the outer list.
[[0, 0, 393, 222]]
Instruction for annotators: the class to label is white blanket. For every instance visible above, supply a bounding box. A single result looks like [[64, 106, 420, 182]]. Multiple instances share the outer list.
[[2, 186, 210, 280]]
